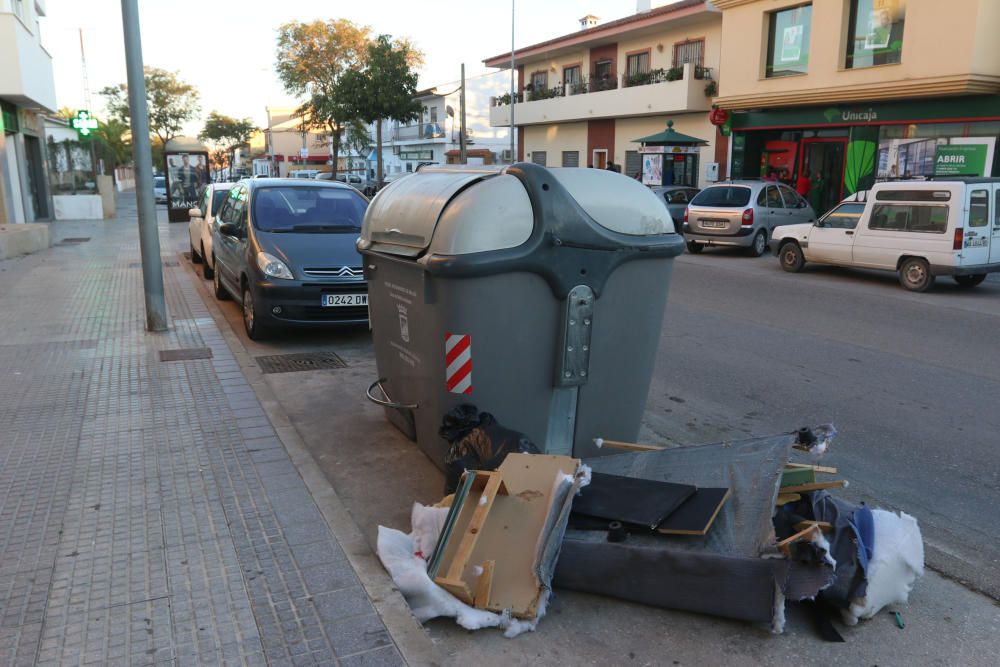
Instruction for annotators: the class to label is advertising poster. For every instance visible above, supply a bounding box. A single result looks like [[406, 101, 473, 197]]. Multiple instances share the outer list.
[[642, 154, 663, 186], [780, 24, 803, 62], [933, 144, 989, 177], [865, 7, 892, 49], [166, 152, 208, 212]]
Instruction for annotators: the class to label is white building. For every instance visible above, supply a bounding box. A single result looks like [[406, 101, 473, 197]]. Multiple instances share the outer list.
[[378, 71, 517, 177], [0, 0, 56, 223]]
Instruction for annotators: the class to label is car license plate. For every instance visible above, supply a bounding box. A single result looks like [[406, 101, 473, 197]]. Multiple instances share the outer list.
[[701, 219, 727, 229], [322, 293, 368, 307]]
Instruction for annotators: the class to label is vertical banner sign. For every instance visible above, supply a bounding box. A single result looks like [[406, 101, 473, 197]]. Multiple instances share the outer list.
[[445, 333, 473, 394]]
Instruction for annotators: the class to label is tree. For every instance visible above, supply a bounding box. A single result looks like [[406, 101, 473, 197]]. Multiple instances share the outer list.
[[338, 35, 423, 187], [199, 112, 257, 178], [275, 19, 370, 176], [99, 67, 200, 147], [92, 118, 132, 168]]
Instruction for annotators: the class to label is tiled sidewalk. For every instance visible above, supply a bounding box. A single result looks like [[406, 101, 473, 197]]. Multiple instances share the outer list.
[[0, 204, 404, 665]]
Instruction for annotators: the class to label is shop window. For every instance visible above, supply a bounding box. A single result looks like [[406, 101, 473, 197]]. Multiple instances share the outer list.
[[561, 151, 579, 168], [626, 51, 650, 77], [673, 39, 704, 68], [531, 151, 547, 166], [846, 0, 905, 69], [869, 204, 948, 233], [765, 4, 812, 78]]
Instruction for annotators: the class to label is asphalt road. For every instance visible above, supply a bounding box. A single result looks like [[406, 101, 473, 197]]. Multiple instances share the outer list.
[[645, 247, 1000, 600]]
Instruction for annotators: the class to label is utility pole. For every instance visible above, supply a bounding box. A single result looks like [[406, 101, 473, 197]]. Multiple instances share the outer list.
[[509, 0, 516, 163], [120, 0, 167, 331], [459, 64, 467, 164]]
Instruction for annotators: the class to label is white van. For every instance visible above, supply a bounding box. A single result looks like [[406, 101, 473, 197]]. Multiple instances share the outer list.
[[770, 179, 1000, 291]]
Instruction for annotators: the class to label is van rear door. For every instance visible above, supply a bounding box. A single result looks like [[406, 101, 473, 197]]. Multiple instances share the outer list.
[[990, 185, 1000, 265], [962, 186, 991, 268]]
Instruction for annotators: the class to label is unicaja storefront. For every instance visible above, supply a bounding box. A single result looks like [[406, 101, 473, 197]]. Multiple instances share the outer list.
[[726, 96, 1000, 214]]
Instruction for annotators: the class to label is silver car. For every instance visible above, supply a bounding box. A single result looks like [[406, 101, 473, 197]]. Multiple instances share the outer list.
[[153, 176, 167, 204], [650, 185, 700, 233], [682, 180, 816, 256]]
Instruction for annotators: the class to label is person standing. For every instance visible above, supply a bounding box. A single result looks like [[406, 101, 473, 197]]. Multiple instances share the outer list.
[[808, 171, 826, 213], [795, 171, 811, 197]]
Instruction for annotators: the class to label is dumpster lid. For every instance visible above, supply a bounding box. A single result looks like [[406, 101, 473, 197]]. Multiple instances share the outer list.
[[361, 166, 503, 256]]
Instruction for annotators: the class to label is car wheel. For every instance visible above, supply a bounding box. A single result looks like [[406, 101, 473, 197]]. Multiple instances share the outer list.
[[201, 244, 214, 279], [686, 241, 704, 254], [190, 240, 202, 264], [747, 230, 767, 257], [954, 274, 986, 288], [779, 241, 805, 273], [242, 284, 269, 340], [899, 257, 934, 292], [212, 259, 229, 300]]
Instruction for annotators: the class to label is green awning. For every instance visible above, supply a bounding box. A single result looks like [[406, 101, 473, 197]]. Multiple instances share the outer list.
[[634, 120, 708, 146]]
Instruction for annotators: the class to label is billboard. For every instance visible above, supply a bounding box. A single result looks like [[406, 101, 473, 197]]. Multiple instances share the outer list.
[[164, 151, 209, 222]]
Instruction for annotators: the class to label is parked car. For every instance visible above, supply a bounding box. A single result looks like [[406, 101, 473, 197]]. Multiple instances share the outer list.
[[650, 185, 700, 233], [210, 178, 369, 339], [153, 176, 167, 204], [682, 180, 816, 256], [770, 179, 1000, 292], [187, 182, 234, 278]]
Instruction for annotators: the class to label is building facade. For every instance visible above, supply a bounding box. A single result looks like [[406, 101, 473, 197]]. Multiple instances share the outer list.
[[714, 0, 1000, 213], [0, 0, 56, 223], [484, 0, 724, 188], [385, 71, 516, 176]]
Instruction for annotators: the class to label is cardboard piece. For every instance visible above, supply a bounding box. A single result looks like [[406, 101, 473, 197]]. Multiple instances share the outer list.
[[431, 453, 582, 619]]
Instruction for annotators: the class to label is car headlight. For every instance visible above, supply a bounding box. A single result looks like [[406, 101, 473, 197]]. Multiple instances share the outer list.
[[256, 252, 294, 280]]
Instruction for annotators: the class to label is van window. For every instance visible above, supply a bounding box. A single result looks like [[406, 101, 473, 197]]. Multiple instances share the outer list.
[[969, 189, 989, 228], [822, 203, 865, 229], [869, 204, 948, 234], [996, 190, 1000, 228], [875, 189, 951, 202], [691, 186, 751, 207]]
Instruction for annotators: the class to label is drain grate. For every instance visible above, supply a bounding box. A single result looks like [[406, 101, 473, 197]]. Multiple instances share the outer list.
[[159, 347, 213, 362], [128, 260, 179, 268], [59, 237, 91, 244], [256, 351, 346, 374]]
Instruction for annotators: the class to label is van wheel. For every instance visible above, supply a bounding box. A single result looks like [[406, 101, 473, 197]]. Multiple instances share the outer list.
[[780, 241, 805, 273], [212, 259, 229, 300], [899, 258, 934, 292], [202, 244, 214, 279], [686, 241, 704, 254], [747, 230, 767, 257], [954, 274, 986, 288], [190, 240, 202, 264]]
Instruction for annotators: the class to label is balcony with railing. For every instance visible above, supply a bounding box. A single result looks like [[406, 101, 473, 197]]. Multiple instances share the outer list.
[[489, 62, 713, 127], [392, 122, 447, 142]]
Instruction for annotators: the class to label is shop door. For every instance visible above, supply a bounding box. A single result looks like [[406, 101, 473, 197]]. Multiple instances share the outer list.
[[799, 138, 846, 216], [23, 136, 46, 220], [592, 149, 608, 169]]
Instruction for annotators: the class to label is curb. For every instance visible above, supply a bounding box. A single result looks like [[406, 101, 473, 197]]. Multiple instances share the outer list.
[[179, 255, 446, 667]]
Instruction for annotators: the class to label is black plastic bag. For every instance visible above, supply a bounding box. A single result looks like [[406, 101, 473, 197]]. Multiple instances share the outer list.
[[439, 404, 539, 494]]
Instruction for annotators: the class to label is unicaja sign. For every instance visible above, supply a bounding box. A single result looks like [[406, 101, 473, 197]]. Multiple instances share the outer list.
[[824, 107, 879, 123]]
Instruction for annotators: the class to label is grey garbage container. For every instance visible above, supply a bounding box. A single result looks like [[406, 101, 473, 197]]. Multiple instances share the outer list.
[[358, 163, 683, 469]]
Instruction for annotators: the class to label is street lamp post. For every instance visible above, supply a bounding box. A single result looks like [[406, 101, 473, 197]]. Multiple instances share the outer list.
[[120, 0, 167, 331], [510, 0, 516, 163]]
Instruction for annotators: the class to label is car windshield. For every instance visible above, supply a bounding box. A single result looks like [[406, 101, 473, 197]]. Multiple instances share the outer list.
[[154, 177, 165, 188], [691, 186, 752, 208], [211, 189, 230, 214], [252, 186, 367, 233]]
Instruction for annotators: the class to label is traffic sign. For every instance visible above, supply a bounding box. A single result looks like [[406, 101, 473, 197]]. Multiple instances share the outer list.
[[71, 110, 99, 137]]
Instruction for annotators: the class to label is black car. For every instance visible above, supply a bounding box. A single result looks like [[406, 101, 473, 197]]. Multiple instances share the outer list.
[[210, 179, 369, 339]]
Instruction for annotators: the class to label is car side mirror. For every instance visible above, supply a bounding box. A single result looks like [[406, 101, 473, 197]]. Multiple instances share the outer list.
[[219, 223, 240, 238], [815, 220, 825, 227], [189, 207, 203, 219]]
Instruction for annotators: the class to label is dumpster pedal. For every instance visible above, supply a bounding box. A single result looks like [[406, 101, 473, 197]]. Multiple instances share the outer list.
[[255, 351, 347, 374]]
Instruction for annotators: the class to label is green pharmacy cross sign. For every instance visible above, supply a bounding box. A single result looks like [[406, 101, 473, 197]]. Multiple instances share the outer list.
[[71, 110, 99, 137]]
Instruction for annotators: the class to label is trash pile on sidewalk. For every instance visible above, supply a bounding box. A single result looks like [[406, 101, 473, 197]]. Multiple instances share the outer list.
[[376, 411, 925, 640]]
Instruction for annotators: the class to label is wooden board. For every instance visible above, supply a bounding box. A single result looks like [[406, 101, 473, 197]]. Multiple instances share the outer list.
[[780, 479, 847, 494], [572, 472, 695, 530], [432, 453, 581, 619], [785, 462, 838, 474], [780, 467, 816, 488], [656, 487, 731, 536], [595, 438, 665, 452], [775, 492, 801, 506]]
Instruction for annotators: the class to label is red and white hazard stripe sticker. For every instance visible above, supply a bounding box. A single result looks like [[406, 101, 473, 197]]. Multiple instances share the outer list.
[[445, 333, 473, 394]]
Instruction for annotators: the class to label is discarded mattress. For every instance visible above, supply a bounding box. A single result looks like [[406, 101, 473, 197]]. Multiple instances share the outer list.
[[554, 432, 835, 628]]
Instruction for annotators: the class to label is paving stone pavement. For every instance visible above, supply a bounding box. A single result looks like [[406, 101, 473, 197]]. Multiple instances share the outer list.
[[0, 198, 405, 666]]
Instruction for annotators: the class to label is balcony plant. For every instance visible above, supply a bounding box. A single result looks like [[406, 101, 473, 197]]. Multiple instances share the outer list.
[[704, 80, 718, 97], [666, 66, 684, 82]]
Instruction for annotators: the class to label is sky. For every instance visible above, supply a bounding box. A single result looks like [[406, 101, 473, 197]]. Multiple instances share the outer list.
[[43, 0, 641, 137]]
